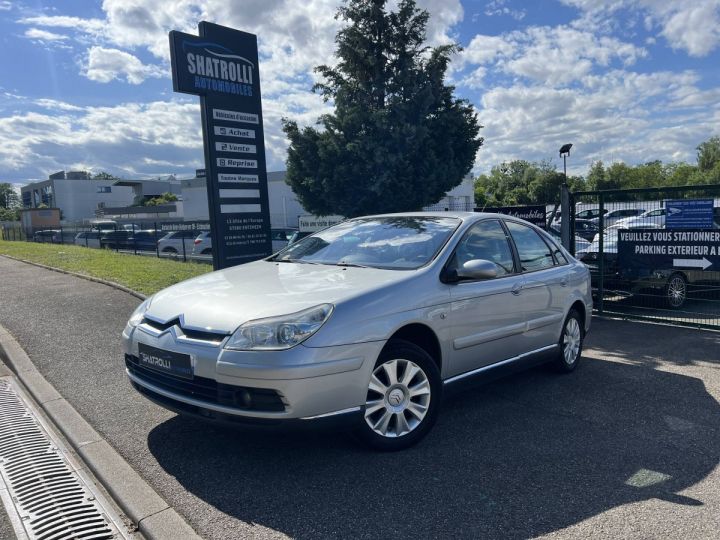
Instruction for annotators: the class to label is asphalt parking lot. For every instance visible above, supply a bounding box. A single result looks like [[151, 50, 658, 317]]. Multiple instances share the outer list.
[[0, 255, 719, 539]]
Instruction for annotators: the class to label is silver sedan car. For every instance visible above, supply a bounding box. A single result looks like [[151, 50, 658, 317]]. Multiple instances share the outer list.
[[123, 213, 592, 450]]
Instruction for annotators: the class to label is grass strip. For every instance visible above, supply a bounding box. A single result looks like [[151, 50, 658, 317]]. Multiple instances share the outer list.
[[0, 240, 211, 296]]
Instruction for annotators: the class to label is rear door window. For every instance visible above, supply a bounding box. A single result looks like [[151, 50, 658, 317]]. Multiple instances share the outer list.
[[505, 221, 555, 272]]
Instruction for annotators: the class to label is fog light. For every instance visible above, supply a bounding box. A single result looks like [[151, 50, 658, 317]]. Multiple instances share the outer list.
[[238, 389, 252, 407]]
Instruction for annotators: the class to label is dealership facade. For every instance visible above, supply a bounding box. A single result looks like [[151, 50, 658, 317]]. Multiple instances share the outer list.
[[20, 170, 474, 228]]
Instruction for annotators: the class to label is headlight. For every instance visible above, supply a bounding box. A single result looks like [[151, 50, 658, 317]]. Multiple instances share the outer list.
[[225, 304, 333, 351], [127, 297, 152, 327]]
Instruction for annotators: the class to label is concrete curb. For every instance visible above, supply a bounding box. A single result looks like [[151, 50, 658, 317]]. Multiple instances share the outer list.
[[0, 254, 146, 300], [0, 323, 200, 540]]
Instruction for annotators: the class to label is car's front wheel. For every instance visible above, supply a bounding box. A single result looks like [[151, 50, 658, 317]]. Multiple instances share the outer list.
[[354, 339, 441, 451]]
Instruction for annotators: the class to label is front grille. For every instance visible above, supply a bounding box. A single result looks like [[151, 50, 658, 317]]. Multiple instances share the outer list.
[[125, 354, 285, 412], [141, 317, 228, 344]]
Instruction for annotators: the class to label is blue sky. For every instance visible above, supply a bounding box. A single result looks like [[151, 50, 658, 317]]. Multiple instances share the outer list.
[[1, 0, 719, 187]]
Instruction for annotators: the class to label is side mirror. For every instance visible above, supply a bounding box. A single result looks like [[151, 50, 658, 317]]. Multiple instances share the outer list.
[[456, 259, 498, 280]]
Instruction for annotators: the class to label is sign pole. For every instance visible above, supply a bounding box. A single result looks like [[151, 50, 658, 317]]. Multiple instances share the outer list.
[[169, 22, 273, 271]]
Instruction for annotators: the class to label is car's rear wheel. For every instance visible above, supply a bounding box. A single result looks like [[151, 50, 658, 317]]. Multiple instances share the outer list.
[[354, 339, 441, 451], [201, 248, 212, 255], [553, 310, 584, 373], [162, 247, 178, 254], [665, 273, 687, 309]]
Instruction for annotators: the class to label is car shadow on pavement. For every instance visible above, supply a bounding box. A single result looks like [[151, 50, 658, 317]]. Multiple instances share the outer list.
[[147, 350, 720, 539]]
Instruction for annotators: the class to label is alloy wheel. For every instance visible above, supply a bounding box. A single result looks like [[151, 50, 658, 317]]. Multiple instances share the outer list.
[[563, 318, 581, 366], [364, 359, 431, 438], [667, 275, 686, 308]]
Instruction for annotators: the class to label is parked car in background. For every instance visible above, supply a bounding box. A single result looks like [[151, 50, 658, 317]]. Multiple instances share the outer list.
[[90, 220, 118, 232], [127, 230, 159, 252], [124, 212, 592, 450], [288, 230, 312, 245], [157, 230, 201, 255], [192, 231, 212, 256], [576, 208, 608, 221], [549, 219, 598, 241], [589, 208, 646, 227], [615, 208, 666, 229], [99, 230, 131, 250], [122, 223, 142, 233], [546, 226, 591, 253], [271, 228, 297, 252], [74, 231, 101, 248], [190, 228, 297, 257], [33, 229, 61, 243]]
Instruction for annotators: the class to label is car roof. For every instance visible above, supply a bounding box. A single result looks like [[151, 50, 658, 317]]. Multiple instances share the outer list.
[[349, 211, 514, 223]]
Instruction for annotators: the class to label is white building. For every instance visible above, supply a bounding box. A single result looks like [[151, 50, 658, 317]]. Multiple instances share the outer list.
[[181, 171, 475, 227], [21, 171, 134, 222], [20, 171, 181, 223]]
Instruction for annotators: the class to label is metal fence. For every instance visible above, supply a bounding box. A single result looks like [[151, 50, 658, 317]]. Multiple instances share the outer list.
[[0, 220, 213, 264], [569, 184, 720, 329]]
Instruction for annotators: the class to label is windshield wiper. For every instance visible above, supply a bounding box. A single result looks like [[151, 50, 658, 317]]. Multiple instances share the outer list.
[[335, 262, 371, 268], [274, 258, 324, 265]]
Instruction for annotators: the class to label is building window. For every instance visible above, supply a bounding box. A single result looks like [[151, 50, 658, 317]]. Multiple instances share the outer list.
[[97, 186, 112, 193]]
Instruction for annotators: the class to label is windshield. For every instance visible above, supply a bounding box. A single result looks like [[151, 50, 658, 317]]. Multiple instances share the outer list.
[[272, 216, 460, 269]]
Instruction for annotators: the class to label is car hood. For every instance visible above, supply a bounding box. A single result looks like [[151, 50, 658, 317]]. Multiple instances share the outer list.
[[144, 260, 415, 333]]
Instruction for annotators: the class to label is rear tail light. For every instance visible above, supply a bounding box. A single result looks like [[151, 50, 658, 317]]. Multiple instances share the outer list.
[[194, 239, 201, 244]]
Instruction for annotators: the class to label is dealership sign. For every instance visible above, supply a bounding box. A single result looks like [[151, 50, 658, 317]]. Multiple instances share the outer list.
[[664, 199, 714, 229], [618, 229, 720, 272], [477, 205, 547, 228], [169, 22, 272, 270]]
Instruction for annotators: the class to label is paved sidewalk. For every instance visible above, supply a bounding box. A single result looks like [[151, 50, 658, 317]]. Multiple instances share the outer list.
[[1, 255, 719, 539]]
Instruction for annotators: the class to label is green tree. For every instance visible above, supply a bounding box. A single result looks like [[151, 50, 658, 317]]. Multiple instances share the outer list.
[[0, 182, 19, 210], [145, 192, 179, 207], [697, 136, 720, 172], [282, 0, 482, 217], [473, 160, 581, 207], [0, 207, 19, 221], [93, 171, 117, 180]]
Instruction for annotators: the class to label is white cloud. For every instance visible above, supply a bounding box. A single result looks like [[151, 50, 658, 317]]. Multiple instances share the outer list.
[[24, 28, 68, 41], [461, 25, 646, 86], [463, 34, 516, 64], [473, 68, 720, 175], [0, 101, 203, 179], [460, 67, 487, 89], [34, 99, 84, 112], [560, 0, 720, 57], [83, 47, 166, 84], [659, 1, 720, 57], [18, 15, 106, 35], [484, 0, 526, 21]]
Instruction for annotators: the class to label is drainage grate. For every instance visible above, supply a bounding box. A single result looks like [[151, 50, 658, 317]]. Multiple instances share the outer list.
[[0, 378, 130, 539]]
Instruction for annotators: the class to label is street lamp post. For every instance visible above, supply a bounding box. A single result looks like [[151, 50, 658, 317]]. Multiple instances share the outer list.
[[559, 143, 572, 180], [559, 143, 573, 253]]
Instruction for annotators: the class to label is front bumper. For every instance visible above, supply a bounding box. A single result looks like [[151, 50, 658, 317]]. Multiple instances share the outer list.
[[123, 322, 384, 424]]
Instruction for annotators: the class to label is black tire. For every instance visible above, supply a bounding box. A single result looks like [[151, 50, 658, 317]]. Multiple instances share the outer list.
[[664, 273, 687, 309], [553, 309, 584, 373], [162, 247, 178, 254], [353, 339, 442, 451], [201, 249, 212, 255]]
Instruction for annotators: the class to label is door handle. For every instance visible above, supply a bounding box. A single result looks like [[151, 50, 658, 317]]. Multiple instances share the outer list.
[[511, 282, 524, 295]]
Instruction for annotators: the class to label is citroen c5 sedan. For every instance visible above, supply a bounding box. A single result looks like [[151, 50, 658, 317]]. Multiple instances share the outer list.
[[123, 213, 592, 450]]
